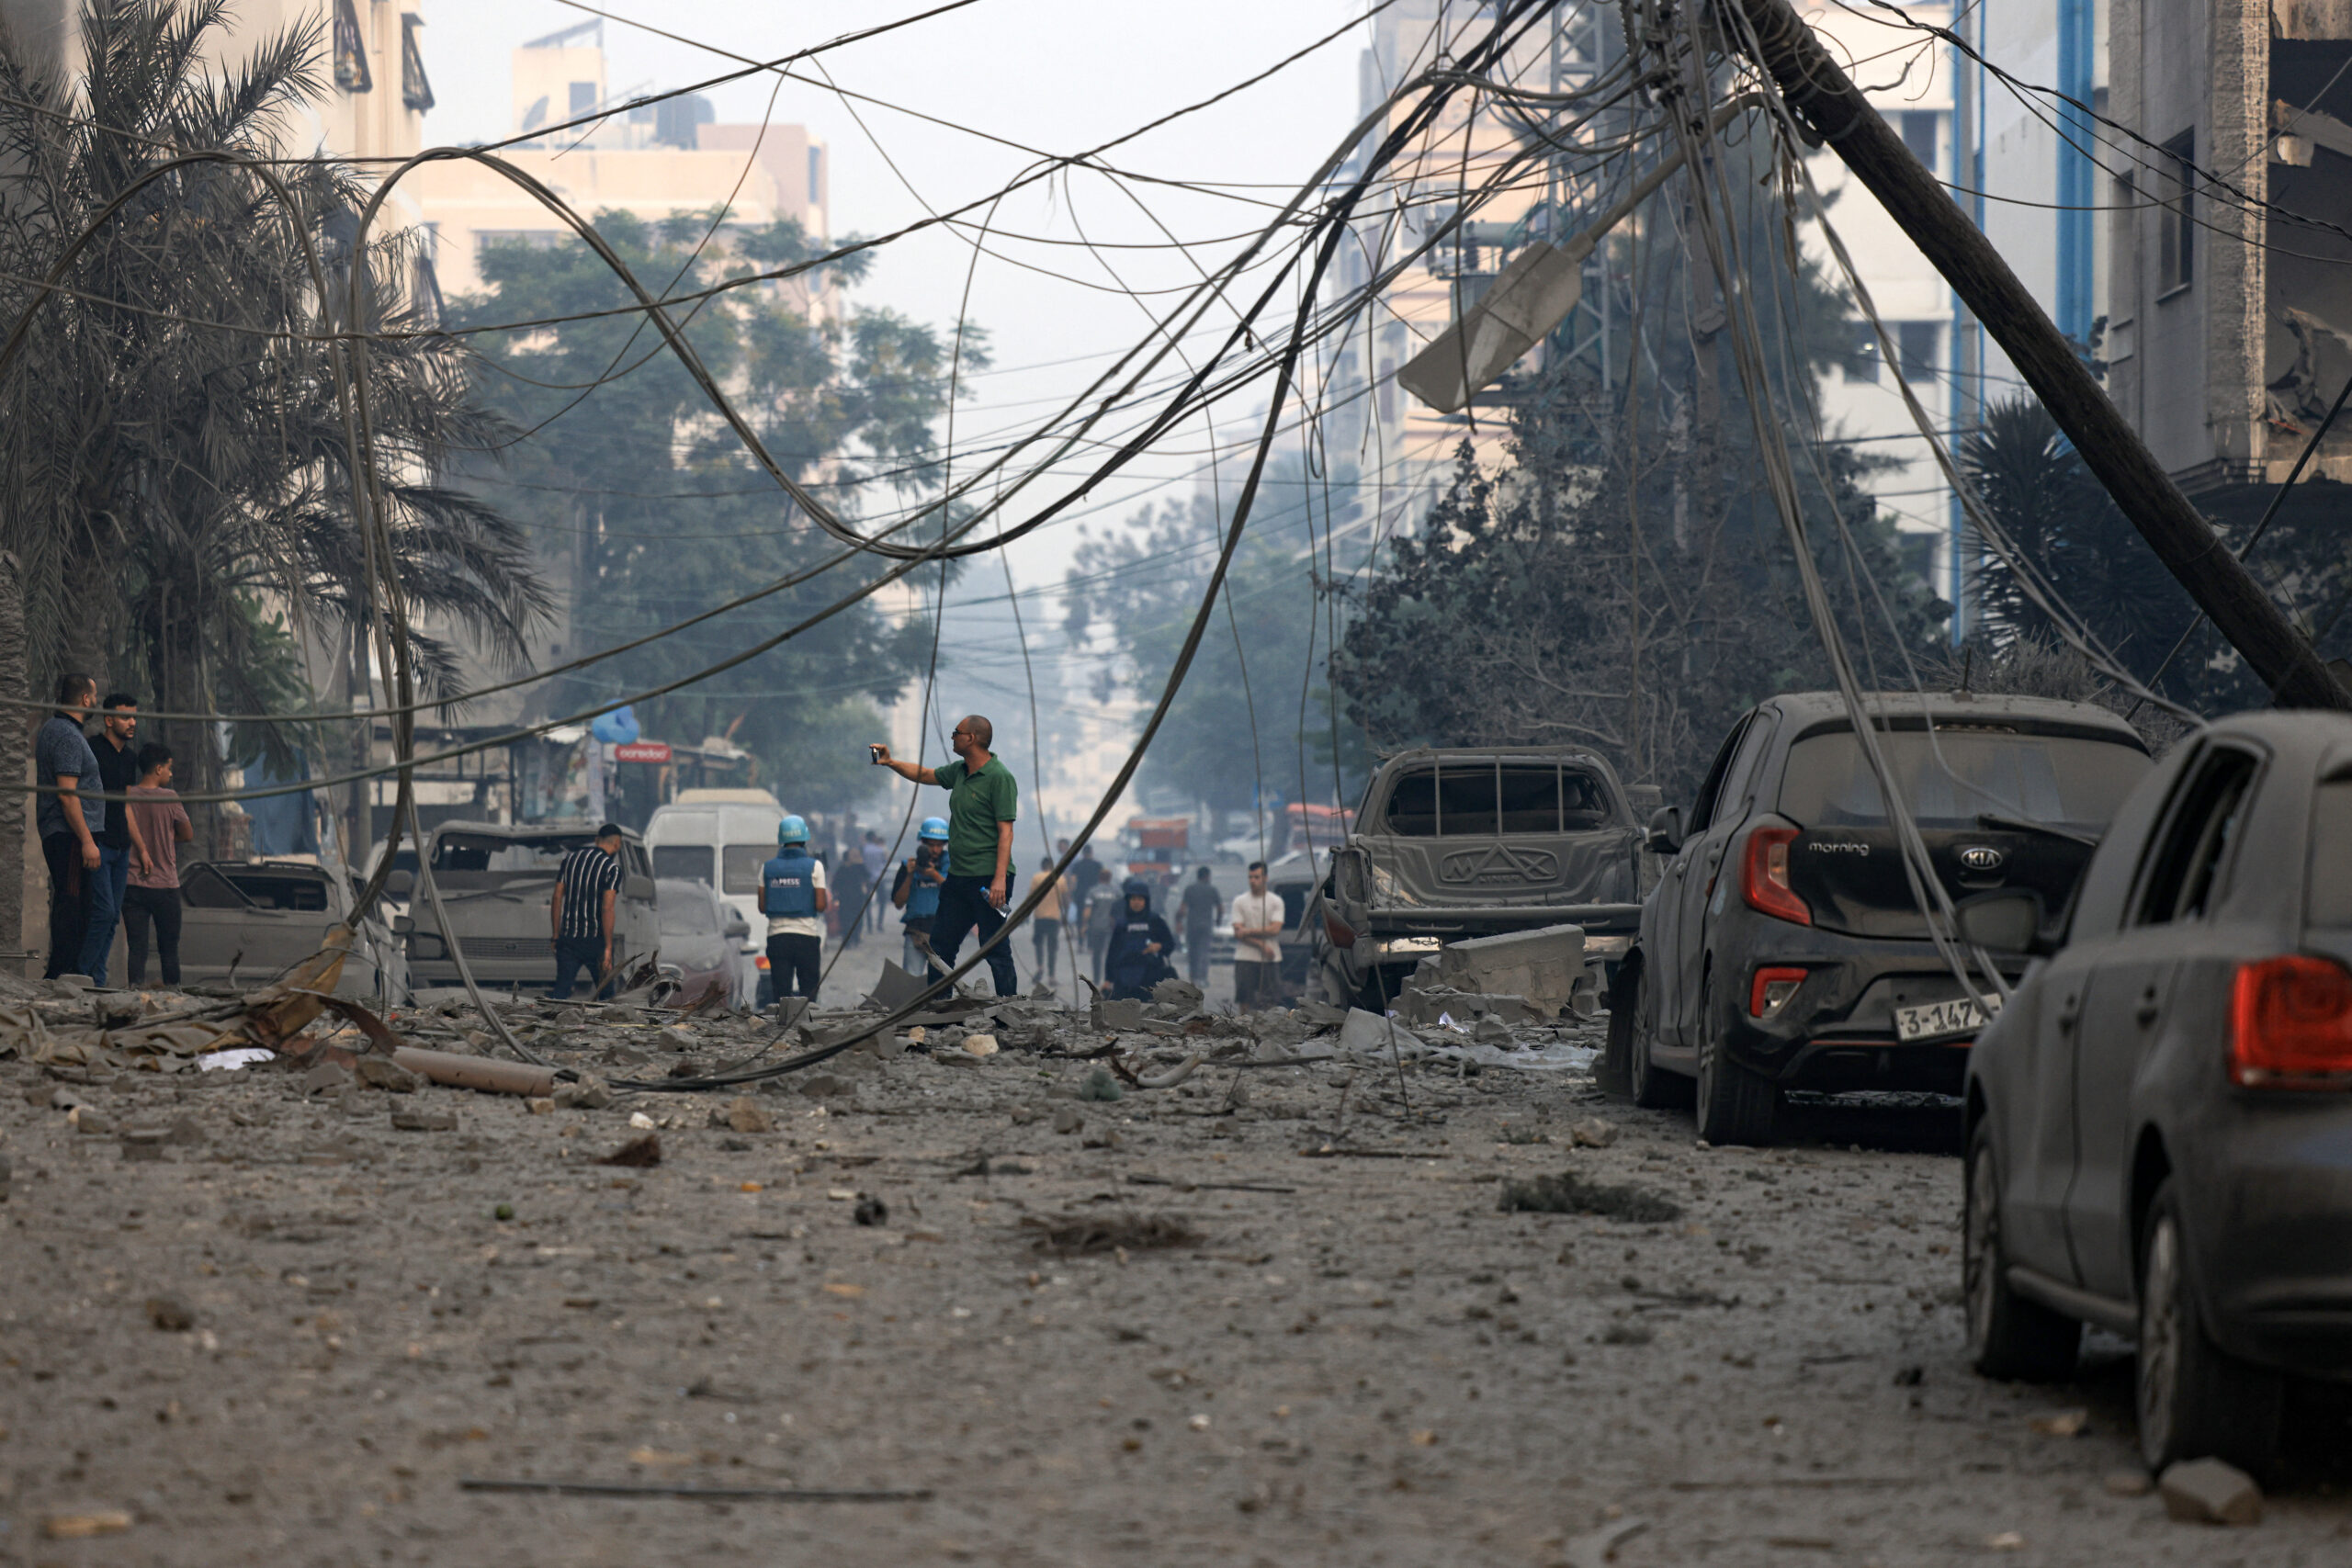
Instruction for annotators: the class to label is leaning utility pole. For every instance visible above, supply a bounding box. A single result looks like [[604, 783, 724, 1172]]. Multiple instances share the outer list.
[[1728, 0, 2352, 711]]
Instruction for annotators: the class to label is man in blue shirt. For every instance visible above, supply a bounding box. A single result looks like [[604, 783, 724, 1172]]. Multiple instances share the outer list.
[[36, 673, 103, 981]]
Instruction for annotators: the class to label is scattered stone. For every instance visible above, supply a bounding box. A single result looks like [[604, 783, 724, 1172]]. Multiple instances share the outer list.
[[555, 1008, 587, 1027], [69, 1105, 116, 1136], [300, 1060, 350, 1096], [628, 1111, 657, 1129], [853, 1193, 888, 1227], [1986, 1532, 2025, 1551], [1151, 978, 1204, 1010], [43, 1510, 130, 1540], [390, 1105, 458, 1133], [1498, 1171, 1683, 1224], [598, 1134, 663, 1168], [2028, 1407, 2088, 1438], [553, 1075, 613, 1111], [1080, 1125, 1123, 1150], [2159, 1458, 2262, 1525], [2103, 1471, 2154, 1498], [719, 1096, 773, 1134], [963, 1032, 1000, 1057], [797, 1073, 849, 1100], [1472, 1016, 1513, 1044], [657, 1026, 696, 1053], [1076, 1066, 1125, 1102], [144, 1294, 193, 1332], [354, 1056, 419, 1093], [525, 1097, 555, 1114], [1098, 998, 1147, 1031], [1051, 1105, 1085, 1135], [1568, 1117, 1618, 1148]]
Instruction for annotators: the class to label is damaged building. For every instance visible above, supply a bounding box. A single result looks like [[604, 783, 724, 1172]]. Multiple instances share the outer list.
[[2107, 0, 2352, 523]]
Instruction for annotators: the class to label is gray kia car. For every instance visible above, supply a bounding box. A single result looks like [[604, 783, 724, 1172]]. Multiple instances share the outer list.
[[1963, 710, 2352, 1474], [1607, 692, 2153, 1144]]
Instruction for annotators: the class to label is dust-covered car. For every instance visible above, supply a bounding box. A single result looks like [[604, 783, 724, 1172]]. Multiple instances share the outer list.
[[1964, 710, 2352, 1475], [1608, 692, 2152, 1145], [1308, 748, 1643, 1009], [400, 821, 658, 992], [656, 877, 752, 1006], [175, 858, 387, 997]]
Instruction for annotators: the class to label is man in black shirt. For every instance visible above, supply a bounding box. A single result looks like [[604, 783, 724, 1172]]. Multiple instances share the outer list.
[[79, 694, 152, 987], [549, 823, 625, 1000]]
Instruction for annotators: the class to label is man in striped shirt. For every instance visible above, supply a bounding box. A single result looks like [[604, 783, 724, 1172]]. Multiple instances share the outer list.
[[548, 823, 625, 1000]]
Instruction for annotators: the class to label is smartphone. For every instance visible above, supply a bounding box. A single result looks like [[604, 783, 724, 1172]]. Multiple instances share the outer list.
[[867, 744, 887, 764]]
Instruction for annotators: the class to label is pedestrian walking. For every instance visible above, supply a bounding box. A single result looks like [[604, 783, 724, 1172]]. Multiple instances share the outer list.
[[1229, 860, 1286, 1010], [870, 715, 1019, 996], [36, 673, 103, 981], [1178, 863, 1222, 986], [759, 815, 827, 1008], [890, 818, 951, 976], [122, 742, 191, 986], [78, 693, 148, 987], [832, 851, 870, 949], [1083, 875, 1121, 984], [1027, 854, 1068, 982], [1072, 840, 1103, 900], [860, 830, 889, 934], [1102, 877, 1177, 1000], [548, 823, 625, 1000]]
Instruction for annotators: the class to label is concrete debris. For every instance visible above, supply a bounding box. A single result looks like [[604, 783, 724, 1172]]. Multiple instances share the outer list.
[[354, 1055, 419, 1092], [553, 1075, 613, 1111], [718, 1097, 773, 1134], [1498, 1171, 1682, 1223], [963, 1033, 1000, 1057], [599, 1134, 663, 1168], [144, 1294, 193, 1332], [390, 1106, 458, 1133], [2027, 1407, 2088, 1438], [1098, 998, 1148, 1032], [1568, 1117, 1618, 1148], [1051, 1105, 1085, 1135], [1023, 1212, 1199, 1256], [2159, 1459, 2262, 1525], [1150, 978, 1204, 1010], [1080, 1125, 1123, 1150]]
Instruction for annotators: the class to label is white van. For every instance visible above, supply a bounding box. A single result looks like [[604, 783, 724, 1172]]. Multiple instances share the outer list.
[[643, 790, 785, 996]]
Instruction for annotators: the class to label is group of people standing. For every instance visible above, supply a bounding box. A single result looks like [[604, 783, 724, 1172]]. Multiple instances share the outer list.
[[36, 674, 193, 987]]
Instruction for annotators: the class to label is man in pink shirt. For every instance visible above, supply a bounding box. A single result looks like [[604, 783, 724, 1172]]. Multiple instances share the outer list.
[[122, 742, 193, 986]]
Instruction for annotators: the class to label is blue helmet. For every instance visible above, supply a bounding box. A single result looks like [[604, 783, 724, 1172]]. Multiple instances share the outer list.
[[918, 816, 950, 842], [776, 814, 809, 845]]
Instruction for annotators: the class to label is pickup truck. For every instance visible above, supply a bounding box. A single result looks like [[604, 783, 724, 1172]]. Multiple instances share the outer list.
[[1307, 747, 1645, 1009]]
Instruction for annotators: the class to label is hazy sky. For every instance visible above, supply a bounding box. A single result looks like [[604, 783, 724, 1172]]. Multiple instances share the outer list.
[[420, 1, 1368, 588]]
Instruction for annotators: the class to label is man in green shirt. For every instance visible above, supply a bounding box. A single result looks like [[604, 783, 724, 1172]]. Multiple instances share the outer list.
[[870, 714, 1020, 995]]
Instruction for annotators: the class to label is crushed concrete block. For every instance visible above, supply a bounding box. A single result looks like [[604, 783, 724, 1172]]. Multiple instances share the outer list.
[[1051, 1105, 1084, 1134], [718, 1096, 773, 1134], [1338, 1008, 1416, 1056], [390, 1105, 458, 1132], [354, 1056, 419, 1093], [1395, 985, 1532, 1027], [2159, 1458, 2261, 1525], [1568, 1117, 1618, 1148], [796, 1072, 849, 1100], [1472, 1016, 1512, 1043], [1425, 924, 1588, 1018], [1098, 998, 1147, 1031], [301, 1060, 351, 1096], [552, 1075, 613, 1111], [1151, 977, 1204, 1009], [1081, 1124, 1123, 1149]]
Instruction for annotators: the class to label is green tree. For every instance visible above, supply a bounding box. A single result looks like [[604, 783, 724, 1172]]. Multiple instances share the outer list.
[[450, 209, 981, 814]]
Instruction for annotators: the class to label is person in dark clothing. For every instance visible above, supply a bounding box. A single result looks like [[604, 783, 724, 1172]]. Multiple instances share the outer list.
[[122, 743, 192, 986], [831, 852, 870, 949], [78, 693, 149, 987], [891, 818, 951, 976], [1102, 877, 1178, 1000], [548, 823, 624, 1000], [1177, 864, 1222, 985], [1071, 841, 1102, 899], [36, 673, 102, 981]]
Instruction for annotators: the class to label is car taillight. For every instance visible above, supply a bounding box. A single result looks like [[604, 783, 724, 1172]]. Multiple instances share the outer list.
[[1750, 966, 1807, 1018], [2230, 955, 2352, 1089], [754, 954, 770, 970], [1742, 825, 1811, 925], [1323, 911, 1356, 949]]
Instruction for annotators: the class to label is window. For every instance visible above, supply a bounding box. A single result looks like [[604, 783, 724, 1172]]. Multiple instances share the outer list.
[[1897, 321, 1938, 385], [1844, 333, 1882, 384], [2132, 747, 2258, 926], [2308, 781, 2352, 927], [568, 81, 598, 118], [220, 871, 330, 912], [1686, 716, 1752, 836], [808, 145, 824, 205], [1779, 728, 2150, 832], [660, 890, 718, 936], [400, 14, 433, 112], [179, 864, 256, 909], [332, 0, 372, 92], [653, 845, 714, 884], [2157, 130, 2194, 298], [721, 844, 770, 895], [1897, 110, 1939, 173]]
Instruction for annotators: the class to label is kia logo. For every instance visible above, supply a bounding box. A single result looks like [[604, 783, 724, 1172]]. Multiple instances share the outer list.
[[1958, 845, 2005, 874]]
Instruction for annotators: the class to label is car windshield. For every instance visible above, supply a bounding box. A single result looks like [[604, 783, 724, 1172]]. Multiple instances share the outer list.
[[431, 832, 595, 872], [1779, 728, 2150, 832], [1383, 764, 1615, 836], [659, 891, 718, 935]]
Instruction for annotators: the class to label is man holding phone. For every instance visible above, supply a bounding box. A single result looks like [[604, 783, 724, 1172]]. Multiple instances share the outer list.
[[869, 716, 1019, 996]]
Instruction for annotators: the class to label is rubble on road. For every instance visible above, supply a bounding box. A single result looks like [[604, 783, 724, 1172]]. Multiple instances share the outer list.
[[2158, 1459, 2263, 1525]]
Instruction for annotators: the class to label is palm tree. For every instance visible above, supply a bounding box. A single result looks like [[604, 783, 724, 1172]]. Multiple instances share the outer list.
[[0, 0, 548, 874]]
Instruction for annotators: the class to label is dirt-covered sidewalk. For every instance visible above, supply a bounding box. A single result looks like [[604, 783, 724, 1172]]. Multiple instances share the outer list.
[[3, 983, 2349, 1567]]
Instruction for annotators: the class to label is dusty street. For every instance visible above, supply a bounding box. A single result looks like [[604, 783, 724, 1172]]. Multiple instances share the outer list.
[[4, 986, 2349, 1568]]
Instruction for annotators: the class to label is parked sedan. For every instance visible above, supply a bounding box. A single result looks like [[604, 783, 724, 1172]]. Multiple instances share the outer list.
[[1607, 693, 2153, 1144], [1964, 710, 2352, 1474], [656, 877, 748, 1007]]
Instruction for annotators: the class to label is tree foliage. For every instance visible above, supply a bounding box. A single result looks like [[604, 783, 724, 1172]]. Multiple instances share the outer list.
[[450, 209, 982, 813]]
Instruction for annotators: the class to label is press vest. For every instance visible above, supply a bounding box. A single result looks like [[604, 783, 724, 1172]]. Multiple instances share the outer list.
[[762, 849, 818, 919], [904, 851, 950, 921]]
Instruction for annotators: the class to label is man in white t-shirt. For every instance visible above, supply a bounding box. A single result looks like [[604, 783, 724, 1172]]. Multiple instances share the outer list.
[[1227, 860, 1285, 1010]]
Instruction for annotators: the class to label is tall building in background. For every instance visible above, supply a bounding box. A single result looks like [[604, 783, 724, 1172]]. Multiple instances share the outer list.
[[406, 18, 829, 303]]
